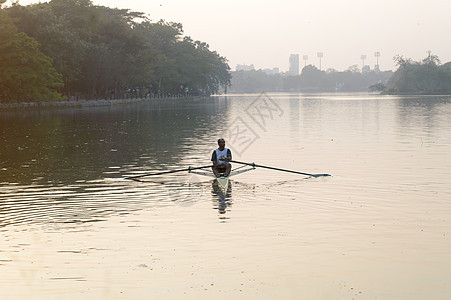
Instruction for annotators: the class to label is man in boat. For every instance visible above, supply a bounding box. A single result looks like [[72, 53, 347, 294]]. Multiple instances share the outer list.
[[211, 138, 232, 177]]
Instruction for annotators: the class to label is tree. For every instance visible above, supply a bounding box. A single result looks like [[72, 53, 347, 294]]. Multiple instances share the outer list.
[[0, 12, 62, 102], [300, 65, 326, 91], [369, 82, 386, 92], [346, 65, 360, 73], [5, 1, 231, 100], [137, 20, 230, 95], [7, 2, 88, 97], [229, 67, 392, 93], [387, 52, 451, 94], [423, 50, 440, 65]]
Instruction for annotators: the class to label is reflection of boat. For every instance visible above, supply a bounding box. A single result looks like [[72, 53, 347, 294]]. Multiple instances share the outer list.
[[211, 180, 232, 215], [189, 164, 255, 193]]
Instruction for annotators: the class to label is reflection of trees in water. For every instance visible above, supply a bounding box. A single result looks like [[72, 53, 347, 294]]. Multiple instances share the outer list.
[[0, 180, 148, 228], [395, 96, 451, 143], [0, 99, 229, 185], [397, 96, 450, 114], [211, 181, 232, 216], [0, 177, 214, 228]]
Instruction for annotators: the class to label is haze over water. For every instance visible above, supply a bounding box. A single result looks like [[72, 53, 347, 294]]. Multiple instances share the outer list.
[[11, 0, 451, 71], [1, 93, 451, 299]]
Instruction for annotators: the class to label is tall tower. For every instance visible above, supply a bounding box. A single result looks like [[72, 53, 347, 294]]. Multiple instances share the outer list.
[[289, 54, 300, 75], [361, 55, 367, 70], [317, 52, 323, 71], [374, 52, 380, 71]]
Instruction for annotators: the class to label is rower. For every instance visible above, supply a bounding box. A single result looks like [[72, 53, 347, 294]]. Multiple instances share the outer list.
[[211, 138, 232, 177]]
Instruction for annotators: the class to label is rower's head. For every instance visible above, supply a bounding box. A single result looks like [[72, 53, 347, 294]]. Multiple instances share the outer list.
[[218, 138, 225, 150]]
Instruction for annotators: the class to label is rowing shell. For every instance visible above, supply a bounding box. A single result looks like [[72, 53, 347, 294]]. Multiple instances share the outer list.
[[124, 160, 330, 183], [189, 165, 256, 192], [215, 174, 230, 191]]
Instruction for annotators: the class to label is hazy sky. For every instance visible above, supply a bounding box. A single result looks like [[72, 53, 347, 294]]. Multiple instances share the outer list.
[[13, 0, 451, 72]]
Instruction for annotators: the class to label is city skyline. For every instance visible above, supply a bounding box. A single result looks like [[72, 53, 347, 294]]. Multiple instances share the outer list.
[[236, 52, 383, 73], [289, 54, 299, 75]]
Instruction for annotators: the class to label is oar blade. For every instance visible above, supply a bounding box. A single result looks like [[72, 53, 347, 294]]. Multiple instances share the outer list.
[[311, 173, 331, 178]]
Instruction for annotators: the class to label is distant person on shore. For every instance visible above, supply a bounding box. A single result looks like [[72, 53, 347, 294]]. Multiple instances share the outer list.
[[211, 138, 232, 177]]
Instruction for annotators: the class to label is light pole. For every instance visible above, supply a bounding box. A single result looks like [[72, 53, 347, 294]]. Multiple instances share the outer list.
[[317, 52, 323, 71], [303, 55, 308, 68], [375, 52, 380, 71], [361, 55, 367, 72]]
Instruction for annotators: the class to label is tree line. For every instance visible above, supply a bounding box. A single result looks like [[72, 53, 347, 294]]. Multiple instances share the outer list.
[[229, 66, 393, 93], [0, 0, 231, 103], [230, 52, 451, 95], [385, 52, 451, 95]]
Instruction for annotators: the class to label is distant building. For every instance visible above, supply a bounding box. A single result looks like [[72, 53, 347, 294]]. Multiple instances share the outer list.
[[362, 65, 371, 73], [236, 64, 255, 71], [289, 54, 299, 75], [262, 68, 279, 75]]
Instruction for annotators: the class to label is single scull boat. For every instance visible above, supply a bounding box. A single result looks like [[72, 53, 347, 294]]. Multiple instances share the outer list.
[[124, 161, 330, 189], [187, 163, 257, 191]]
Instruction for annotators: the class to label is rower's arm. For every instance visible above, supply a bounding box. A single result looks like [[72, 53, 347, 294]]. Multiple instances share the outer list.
[[211, 151, 218, 165], [226, 149, 232, 161]]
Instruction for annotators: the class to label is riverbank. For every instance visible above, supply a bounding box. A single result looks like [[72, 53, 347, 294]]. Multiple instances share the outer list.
[[0, 96, 205, 111]]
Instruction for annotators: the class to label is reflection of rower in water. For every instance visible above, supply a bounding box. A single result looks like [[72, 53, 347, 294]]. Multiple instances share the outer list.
[[211, 180, 232, 215], [211, 138, 232, 177]]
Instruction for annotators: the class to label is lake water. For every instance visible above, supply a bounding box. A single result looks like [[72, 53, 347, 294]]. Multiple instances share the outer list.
[[1, 93, 451, 299]]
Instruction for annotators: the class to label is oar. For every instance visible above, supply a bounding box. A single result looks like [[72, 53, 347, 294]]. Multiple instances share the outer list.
[[124, 164, 214, 180], [231, 160, 331, 178]]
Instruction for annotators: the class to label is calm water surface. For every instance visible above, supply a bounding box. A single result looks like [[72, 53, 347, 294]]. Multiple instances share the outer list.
[[1, 93, 451, 299]]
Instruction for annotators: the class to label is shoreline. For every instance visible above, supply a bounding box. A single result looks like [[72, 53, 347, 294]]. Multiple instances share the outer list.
[[0, 96, 206, 111]]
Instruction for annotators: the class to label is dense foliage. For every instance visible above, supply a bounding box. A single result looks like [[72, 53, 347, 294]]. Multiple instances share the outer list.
[[0, 8, 63, 102], [386, 52, 451, 94], [1, 0, 230, 102], [230, 66, 393, 93]]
